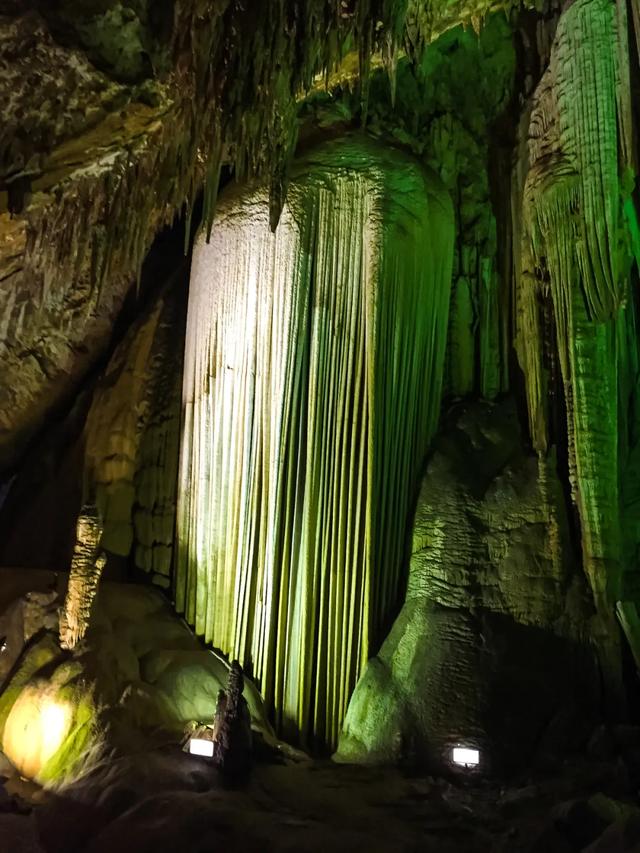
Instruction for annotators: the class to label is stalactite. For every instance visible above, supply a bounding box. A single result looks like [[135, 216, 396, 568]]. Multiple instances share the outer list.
[[171, 0, 526, 236], [323, 17, 515, 402], [175, 135, 454, 748], [615, 0, 634, 173], [59, 505, 105, 650], [517, 0, 639, 623], [403, 0, 521, 53], [2, 2, 518, 469]]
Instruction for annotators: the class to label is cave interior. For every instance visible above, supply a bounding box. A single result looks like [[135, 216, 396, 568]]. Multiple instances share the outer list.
[[2, 1, 640, 851]]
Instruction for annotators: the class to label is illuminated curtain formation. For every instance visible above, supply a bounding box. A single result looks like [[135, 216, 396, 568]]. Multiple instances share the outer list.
[[176, 135, 454, 746], [516, 0, 640, 615]]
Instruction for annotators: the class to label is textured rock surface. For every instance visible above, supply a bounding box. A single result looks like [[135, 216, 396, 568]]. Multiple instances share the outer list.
[[302, 14, 516, 400], [176, 134, 454, 749], [0, 92, 190, 471], [509, 0, 640, 701], [0, 7, 197, 472], [0, 1, 517, 478], [0, 11, 127, 181], [0, 262, 185, 583], [84, 281, 184, 583], [0, 631, 98, 788], [59, 504, 105, 650], [515, 0, 639, 600], [0, 575, 271, 788], [337, 399, 599, 772]]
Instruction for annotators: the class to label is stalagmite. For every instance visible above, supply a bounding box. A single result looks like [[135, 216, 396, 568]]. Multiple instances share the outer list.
[[176, 135, 454, 746], [59, 505, 105, 650]]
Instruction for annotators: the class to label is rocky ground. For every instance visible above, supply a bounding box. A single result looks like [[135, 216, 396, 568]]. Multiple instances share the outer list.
[[1, 568, 639, 852], [1, 738, 640, 852]]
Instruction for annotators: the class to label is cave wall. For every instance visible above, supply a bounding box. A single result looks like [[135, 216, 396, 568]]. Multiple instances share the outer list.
[[85, 274, 185, 586], [3, 0, 640, 765], [0, 8, 192, 472], [0, 245, 187, 579], [512, 0, 640, 699]]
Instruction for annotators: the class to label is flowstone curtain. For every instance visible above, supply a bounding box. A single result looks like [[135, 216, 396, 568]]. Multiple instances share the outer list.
[[176, 135, 454, 746]]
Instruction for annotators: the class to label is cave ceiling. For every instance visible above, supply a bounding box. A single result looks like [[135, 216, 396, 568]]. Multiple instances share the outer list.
[[0, 0, 530, 472]]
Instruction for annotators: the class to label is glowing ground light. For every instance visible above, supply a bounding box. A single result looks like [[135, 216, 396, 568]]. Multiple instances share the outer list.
[[189, 738, 214, 758], [452, 746, 480, 767]]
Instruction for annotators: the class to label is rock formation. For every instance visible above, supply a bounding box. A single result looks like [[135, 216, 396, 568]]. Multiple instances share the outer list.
[[211, 661, 252, 779], [0, 577, 271, 788], [3, 0, 640, 781], [59, 504, 106, 651], [175, 134, 454, 748], [336, 399, 598, 772]]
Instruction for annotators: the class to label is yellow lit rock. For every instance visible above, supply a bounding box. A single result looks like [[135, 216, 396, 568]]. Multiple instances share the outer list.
[[0, 635, 99, 788], [2, 686, 72, 781]]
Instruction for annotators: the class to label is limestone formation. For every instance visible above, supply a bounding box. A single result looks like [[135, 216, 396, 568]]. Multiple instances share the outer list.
[[59, 505, 106, 651], [337, 399, 598, 771], [211, 661, 252, 779], [0, 630, 99, 789], [0, 579, 272, 788], [513, 0, 640, 689], [84, 284, 184, 584], [4, 0, 640, 782], [0, 2, 511, 477], [302, 15, 516, 400], [175, 134, 454, 748]]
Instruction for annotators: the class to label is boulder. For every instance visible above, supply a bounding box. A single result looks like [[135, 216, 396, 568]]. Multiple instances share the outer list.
[[337, 399, 600, 772], [0, 579, 273, 788]]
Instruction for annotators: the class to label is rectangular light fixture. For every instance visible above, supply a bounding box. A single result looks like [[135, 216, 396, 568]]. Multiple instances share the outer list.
[[189, 738, 214, 757], [452, 747, 480, 767]]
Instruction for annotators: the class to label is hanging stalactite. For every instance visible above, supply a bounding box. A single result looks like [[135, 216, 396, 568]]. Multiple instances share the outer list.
[[175, 134, 454, 747], [515, 0, 640, 657]]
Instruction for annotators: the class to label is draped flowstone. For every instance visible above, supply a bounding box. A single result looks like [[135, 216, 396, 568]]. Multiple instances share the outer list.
[[175, 135, 454, 747]]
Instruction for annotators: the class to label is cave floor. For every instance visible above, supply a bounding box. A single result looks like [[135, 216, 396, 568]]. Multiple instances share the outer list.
[[1, 744, 640, 853]]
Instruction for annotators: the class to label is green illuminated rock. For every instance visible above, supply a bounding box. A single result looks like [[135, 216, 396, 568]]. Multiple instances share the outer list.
[[175, 134, 454, 749], [514, 0, 640, 692], [337, 399, 599, 771]]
